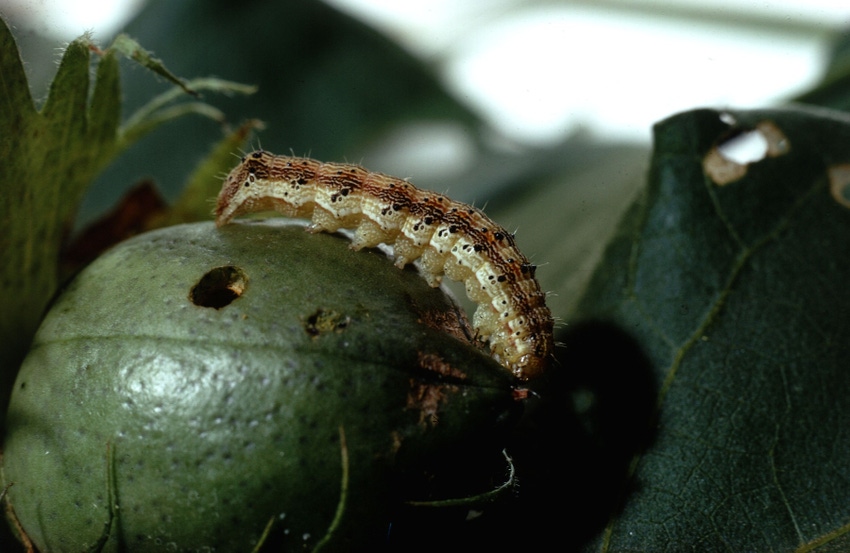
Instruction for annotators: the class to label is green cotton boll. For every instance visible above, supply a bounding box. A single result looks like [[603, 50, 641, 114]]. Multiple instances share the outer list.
[[2, 220, 519, 552]]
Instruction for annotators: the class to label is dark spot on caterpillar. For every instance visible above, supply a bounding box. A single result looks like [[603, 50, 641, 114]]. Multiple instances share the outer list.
[[341, 188, 350, 196], [297, 178, 307, 185], [494, 232, 505, 241], [497, 275, 507, 283], [473, 244, 484, 252], [393, 203, 402, 211], [449, 225, 459, 234], [252, 151, 262, 159], [424, 216, 434, 225]]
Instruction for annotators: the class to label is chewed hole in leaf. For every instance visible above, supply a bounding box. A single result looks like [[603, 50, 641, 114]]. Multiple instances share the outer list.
[[717, 129, 769, 165], [828, 164, 850, 208], [190, 265, 248, 309], [703, 120, 790, 185]]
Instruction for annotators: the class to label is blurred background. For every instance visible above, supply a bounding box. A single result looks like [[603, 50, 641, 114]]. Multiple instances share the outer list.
[[3, 0, 846, 143], [0, 0, 850, 144]]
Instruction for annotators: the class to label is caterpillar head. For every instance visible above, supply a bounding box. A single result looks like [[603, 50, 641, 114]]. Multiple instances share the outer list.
[[216, 151, 314, 226]]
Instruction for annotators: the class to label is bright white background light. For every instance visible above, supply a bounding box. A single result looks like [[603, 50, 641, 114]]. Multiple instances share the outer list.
[[5, 0, 849, 145], [325, 0, 849, 143], [1, 0, 144, 39]]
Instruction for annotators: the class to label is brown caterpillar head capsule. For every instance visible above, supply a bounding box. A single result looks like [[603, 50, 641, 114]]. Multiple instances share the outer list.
[[496, 321, 554, 380]]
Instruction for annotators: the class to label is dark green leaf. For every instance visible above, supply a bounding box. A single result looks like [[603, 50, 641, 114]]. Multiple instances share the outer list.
[[573, 106, 850, 552]]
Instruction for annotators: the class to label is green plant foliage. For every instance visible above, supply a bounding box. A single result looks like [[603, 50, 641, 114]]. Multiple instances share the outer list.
[[570, 106, 850, 552], [0, 21, 119, 384], [0, 18, 254, 420]]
